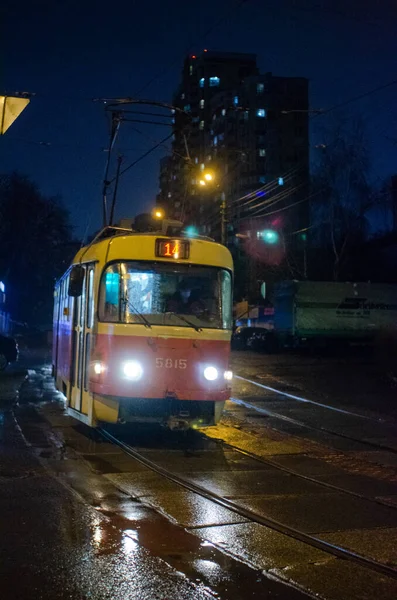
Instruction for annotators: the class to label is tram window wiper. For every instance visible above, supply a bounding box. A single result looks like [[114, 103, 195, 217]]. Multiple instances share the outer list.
[[165, 311, 202, 333], [121, 296, 152, 329]]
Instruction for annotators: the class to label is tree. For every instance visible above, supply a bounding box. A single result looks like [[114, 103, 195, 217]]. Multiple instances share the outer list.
[[0, 173, 78, 327], [311, 117, 374, 280]]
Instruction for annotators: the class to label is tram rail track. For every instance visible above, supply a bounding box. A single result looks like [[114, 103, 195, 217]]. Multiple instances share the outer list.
[[100, 427, 397, 582], [217, 438, 397, 510], [233, 376, 397, 455]]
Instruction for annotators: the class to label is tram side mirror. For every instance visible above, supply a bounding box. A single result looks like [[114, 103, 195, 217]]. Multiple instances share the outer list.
[[68, 265, 84, 297]]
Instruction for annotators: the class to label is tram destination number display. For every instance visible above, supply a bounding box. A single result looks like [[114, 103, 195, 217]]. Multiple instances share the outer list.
[[155, 239, 190, 259]]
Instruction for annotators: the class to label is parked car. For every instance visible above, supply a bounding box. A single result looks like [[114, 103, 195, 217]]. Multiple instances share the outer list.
[[0, 334, 18, 371], [247, 329, 278, 353], [231, 327, 264, 350], [231, 326, 277, 352]]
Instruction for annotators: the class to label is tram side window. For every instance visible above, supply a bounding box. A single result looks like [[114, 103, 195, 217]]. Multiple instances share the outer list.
[[87, 268, 95, 328], [220, 270, 233, 329], [60, 276, 71, 322], [53, 287, 60, 324], [99, 265, 120, 322]]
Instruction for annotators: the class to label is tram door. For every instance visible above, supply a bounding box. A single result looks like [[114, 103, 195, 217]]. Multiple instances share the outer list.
[[70, 265, 95, 416]]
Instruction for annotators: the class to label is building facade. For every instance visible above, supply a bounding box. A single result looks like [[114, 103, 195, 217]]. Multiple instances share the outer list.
[[156, 51, 310, 298]]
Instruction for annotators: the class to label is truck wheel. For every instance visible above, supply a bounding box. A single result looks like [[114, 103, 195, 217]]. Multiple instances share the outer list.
[[0, 353, 9, 371]]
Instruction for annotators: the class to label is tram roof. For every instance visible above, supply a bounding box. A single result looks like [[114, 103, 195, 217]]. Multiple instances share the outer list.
[[71, 232, 234, 271]]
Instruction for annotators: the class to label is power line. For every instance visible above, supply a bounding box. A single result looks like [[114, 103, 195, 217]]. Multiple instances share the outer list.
[[3, 136, 151, 153], [315, 77, 397, 118], [245, 184, 305, 217], [249, 189, 322, 220], [232, 169, 302, 208]]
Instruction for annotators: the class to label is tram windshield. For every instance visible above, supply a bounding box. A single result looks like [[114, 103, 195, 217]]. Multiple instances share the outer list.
[[99, 262, 232, 330]]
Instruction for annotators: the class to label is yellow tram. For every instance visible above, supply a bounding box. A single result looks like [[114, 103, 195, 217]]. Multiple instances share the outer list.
[[53, 219, 234, 429]]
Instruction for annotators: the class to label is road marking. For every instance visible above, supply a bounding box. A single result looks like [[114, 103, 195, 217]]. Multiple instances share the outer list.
[[234, 375, 384, 422]]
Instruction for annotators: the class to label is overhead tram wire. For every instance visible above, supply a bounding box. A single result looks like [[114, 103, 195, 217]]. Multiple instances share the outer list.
[[134, 0, 250, 97], [128, 125, 189, 162], [107, 132, 174, 185]]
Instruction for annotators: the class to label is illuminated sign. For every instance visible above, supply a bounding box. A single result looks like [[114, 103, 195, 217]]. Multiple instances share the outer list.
[[155, 239, 189, 260]]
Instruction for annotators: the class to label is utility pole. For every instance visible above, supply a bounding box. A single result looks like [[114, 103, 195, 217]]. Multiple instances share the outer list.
[[109, 155, 123, 226], [102, 111, 121, 227], [220, 191, 227, 245]]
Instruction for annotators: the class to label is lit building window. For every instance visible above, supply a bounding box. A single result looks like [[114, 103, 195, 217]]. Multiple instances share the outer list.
[[221, 108, 226, 116], [200, 99, 205, 109], [195, 157, 199, 164], [259, 148, 266, 157], [212, 114, 216, 121], [199, 120, 204, 130], [184, 104, 191, 112], [171, 108, 175, 114], [233, 96, 239, 106], [173, 175, 177, 180], [168, 192, 172, 198], [213, 136, 218, 146], [181, 93, 185, 100], [189, 65, 193, 75], [244, 110, 249, 120], [199, 78, 205, 88], [209, 77, 220, 87], [278, 177, 284, 185], [256, 108, 266, 117], [257, 83, 264, 94], [207, 155, 212, 161], [200, 163, 205, 171]]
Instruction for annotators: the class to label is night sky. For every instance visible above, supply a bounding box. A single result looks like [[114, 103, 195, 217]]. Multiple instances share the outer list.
[[1, 0, 396, 240]]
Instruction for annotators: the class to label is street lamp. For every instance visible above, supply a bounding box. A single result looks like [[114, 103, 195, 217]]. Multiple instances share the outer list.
[[198, 169, 215, 186], [0, 95, 30, 134], [195, 168, 227, 245], [153, 207, 164, 219]]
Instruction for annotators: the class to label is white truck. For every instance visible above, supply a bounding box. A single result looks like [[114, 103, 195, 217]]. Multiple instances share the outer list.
[[271, 281, 397, 348]]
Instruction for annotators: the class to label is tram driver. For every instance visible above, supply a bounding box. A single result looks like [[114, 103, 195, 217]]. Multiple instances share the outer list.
[[166, 279, 211, 317]]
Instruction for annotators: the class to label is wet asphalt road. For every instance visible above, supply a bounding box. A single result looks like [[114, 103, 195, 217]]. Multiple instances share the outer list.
[[1, 348, 397, 599]]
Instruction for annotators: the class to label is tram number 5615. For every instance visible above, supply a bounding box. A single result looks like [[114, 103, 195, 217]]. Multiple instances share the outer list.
[[156, 358, 187, 369]]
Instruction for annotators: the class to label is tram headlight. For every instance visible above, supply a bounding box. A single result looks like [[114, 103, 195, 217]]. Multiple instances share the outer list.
[[203, 366, 218, 381], [224, 370, 233, 381], [93, 361, 106, 375], [123, 360, 143, 381]]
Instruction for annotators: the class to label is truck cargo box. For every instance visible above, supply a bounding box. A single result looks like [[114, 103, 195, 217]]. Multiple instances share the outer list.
[[273, 281, 397, 342]]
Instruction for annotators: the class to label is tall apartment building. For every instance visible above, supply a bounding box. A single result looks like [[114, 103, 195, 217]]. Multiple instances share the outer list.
[[157, 51, 309, 247]]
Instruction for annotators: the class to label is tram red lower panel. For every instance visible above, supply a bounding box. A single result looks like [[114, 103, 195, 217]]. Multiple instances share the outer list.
[[89, 334, 231, 402]]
